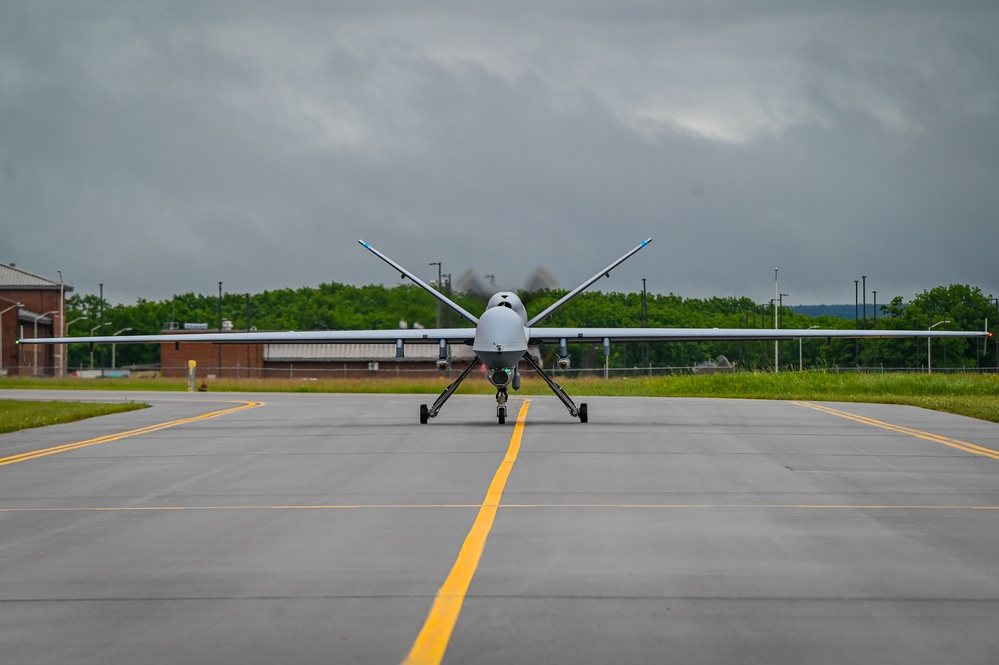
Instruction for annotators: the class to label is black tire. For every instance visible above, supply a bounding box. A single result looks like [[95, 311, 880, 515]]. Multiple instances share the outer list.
[[579, 403, 588, 423], [498, 408, 506, 425], [420, 404, 429, 424]]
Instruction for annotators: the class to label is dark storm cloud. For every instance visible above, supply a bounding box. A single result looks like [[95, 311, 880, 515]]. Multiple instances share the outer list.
[[2, 2, 997, 307]]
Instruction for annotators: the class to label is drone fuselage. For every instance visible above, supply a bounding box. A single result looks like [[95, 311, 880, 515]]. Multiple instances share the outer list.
[[473, 293, 529, 371]]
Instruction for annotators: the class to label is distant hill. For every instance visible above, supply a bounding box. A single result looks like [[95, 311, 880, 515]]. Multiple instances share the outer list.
[[790, 304, 878, 320]]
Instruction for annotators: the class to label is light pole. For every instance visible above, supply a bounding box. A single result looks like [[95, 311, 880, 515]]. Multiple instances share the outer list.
[[112, 328, 132, 370], [991, 297, 999, 371], [63, 316, 85, 373], [774, 269, 779, 374], [33, 310, 59, 375], [861, 275, 867, 367], [0, 301, 24, 375], [872, 290, 877, 368], [218, 282, 223, 378], [641, 278, 648, 370], [928, 320, 950, 374], [778, 292, 789, 373], [854, 279, 859, 366], [58, 270, 64, 376], [800, 326, 819, 371], [429, 262, 442, 328], [90, 323, 112, 368]]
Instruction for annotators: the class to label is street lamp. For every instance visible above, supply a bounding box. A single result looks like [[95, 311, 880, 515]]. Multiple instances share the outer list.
[[90, 323, 112, 368], [928, 320, 950, 374], [57, 269, 66, 377], [60, 317, 86, 374], [34, 310, 59, 375], [0, 302, 24, 375], [778, 292, 789, 373], [112, 328, 132, 370]]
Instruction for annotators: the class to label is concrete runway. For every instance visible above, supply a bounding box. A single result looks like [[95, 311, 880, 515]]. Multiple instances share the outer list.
[[1, 389, 997, 664]]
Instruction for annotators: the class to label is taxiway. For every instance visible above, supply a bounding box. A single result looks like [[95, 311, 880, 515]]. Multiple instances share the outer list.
[[1, 390, 997, 664]]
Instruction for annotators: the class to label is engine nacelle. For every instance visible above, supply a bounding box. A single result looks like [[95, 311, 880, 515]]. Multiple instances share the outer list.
[[556, 356, 571, 370]]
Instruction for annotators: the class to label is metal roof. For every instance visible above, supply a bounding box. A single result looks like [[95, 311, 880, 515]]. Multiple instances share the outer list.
[[264, 343, 476, 362], [0, 263, 73, 291]]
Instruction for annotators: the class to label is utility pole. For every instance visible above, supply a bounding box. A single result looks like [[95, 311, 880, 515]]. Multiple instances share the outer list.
[[854, 279, 859, 366], [862, 275, 867, 368], [872, 290, 878, 368], [641, 278, 648, 370], [444, 274, 452, 328], [99, 283, 105, 372], [429, 262, 442, 329], [57, 270, 64, 377], [774, 269, 779, 374], [218, 281, 223, 378], [246, 293, 252, 377]]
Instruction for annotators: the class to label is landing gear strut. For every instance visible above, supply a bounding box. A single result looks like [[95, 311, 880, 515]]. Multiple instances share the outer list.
[[522, 352, 588, 422], [419, 358, 478, 424]]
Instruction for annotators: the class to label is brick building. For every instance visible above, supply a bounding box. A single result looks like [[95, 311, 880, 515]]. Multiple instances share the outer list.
[[158, 334, 472, 379], [0, 263, 72, 376]]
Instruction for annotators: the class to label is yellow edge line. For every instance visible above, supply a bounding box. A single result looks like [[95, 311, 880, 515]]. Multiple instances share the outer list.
[[0, 401, 264, 467], [793, 402, 999, 460], [402, 399, 531, 665]]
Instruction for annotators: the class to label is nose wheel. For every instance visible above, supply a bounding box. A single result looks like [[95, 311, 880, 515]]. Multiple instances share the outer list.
[[496, 389, 508, 424]]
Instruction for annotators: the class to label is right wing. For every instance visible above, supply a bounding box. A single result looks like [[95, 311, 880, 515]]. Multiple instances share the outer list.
[[529, 327, 991, 344]]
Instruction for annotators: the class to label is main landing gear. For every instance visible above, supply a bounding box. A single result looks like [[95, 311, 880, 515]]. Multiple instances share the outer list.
[[419, 358, 477, 424], [418, 353, 589, 425], [521, 352, 587, 423]]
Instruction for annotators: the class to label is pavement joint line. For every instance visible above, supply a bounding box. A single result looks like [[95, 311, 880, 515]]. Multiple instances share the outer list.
[[2, 503, 997, 513], [401, 398, 531, 665], [0, 400, 265, 468], [793, 401, 999, 460]]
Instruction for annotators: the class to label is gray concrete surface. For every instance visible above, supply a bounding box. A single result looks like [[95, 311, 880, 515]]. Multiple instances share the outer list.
[[1, 390, 997, 664]]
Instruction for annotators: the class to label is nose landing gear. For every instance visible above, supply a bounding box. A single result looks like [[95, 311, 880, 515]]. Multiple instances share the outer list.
[[496, 389, 508, 425]]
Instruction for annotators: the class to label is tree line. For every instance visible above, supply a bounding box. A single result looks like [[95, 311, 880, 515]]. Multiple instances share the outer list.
[[65, 283, 998, 372]]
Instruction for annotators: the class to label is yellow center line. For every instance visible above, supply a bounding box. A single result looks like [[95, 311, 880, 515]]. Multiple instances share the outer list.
[[0, 401, 264, 467], [402, 399, 531, 665], [793, 402, 999, 460]]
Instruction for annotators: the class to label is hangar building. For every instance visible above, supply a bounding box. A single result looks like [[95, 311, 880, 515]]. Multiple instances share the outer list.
[[0, 263, 72, 377]]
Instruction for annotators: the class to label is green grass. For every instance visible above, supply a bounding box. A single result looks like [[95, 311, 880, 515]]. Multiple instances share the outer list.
[[2, 372, 998, 423], [555, 372, 999, 423], [0, 400, 149, 435]]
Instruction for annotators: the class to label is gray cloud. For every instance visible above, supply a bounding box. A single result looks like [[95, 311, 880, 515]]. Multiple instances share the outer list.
[[2, 2, 997, 308]]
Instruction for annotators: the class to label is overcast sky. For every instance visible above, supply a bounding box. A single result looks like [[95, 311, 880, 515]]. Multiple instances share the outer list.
[[3, 1, 998, 309]]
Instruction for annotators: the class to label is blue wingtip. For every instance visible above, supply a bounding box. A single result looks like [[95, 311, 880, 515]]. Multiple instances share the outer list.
[[641, 237, 652, 247], [359, 240, 370, 248]]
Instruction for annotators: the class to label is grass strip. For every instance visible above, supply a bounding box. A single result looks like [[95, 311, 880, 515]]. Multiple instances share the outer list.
[[0, 400, 149, 435], [3, 373, 998, 422]]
